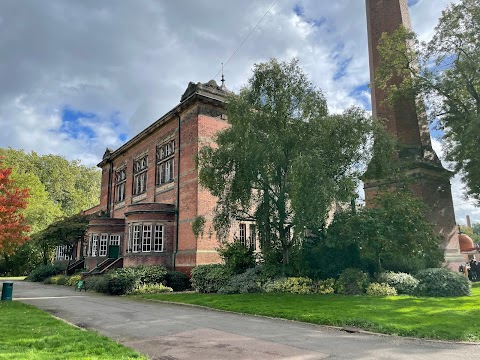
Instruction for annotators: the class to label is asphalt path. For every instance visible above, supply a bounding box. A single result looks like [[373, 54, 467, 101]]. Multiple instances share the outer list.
[[9, 280, 480, 359]]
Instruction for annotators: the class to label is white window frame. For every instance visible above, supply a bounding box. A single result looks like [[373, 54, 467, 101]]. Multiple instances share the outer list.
[[156, 140, 175, 185], [142, 224, 152, 252], [249, 224, 256, 250], [91, 234, 99, 257], [99, 234, 108, 257], [133, 155, 148, 195], [154, 224, 164, 252], [109, 234, 120, 246], [132, 224, 141, 253], [239, 223, 247, 247], [115, 168, 126, 202]]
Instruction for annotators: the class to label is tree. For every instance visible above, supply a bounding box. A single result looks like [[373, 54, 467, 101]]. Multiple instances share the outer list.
[[375, 0, 480, 204], [0, 148, 101, 217], [323, 190, 444, 274], [198, 58, 384, 266], [0, 164, 30, 255], [34, 213, 90, 266]]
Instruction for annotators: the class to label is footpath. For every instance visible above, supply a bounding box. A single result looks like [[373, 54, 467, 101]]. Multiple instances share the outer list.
[[11, 280, 480, 360]]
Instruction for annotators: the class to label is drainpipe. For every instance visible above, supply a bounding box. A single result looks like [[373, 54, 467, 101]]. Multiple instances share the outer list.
[[106, 159, 113, 217], [173, 112, 181, 271]]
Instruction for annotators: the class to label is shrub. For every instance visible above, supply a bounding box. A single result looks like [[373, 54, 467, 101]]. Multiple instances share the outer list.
[[377, 271, 418, 295], [165, 271, 190, 291], [336, 268, 370, 295], [131, 283, 173, 295], [85, 275, 108, 292], [45, 274, 68, 285], [218, 268, 262, 294], [414, 268, 471, 297], [26, 264, 65, 282], [262, 277, 315, 294], [191, 264, 231, 293], [218, 240, 256, 274], [67, 274, 82, 286], [103, 268, 139, 295], [135, 265, 167, 285], [366, 282, 397, 296], [316, 278, 336, 294]]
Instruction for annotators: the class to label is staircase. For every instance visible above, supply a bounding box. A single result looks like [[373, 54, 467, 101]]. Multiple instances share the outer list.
[[86, 257, 123, 275], [66, 258, 85, 275]]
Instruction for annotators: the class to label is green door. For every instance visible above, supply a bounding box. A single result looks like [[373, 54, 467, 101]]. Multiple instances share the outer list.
[[108, 245, 120, 259]]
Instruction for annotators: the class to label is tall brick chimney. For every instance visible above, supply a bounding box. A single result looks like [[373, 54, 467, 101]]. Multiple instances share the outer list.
[[365, 0, 464, 267], [466, 215, 472, 228]]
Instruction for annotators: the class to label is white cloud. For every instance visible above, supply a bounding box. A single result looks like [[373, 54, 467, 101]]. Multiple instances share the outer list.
[[0, 0, 477, 221]]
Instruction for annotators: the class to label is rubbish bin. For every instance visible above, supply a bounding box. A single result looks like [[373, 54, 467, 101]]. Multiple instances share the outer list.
[[1, 281, 13, 301]]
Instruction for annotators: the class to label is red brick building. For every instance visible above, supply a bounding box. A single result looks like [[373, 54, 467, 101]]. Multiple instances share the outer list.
[[80, 80, 236, 274]]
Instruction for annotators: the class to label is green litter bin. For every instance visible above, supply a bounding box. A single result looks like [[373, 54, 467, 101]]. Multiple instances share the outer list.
[[1, 281, 13, 301]]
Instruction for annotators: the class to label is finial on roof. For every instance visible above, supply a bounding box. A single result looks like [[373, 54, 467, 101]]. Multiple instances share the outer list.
[[221, 62, 226, 90]]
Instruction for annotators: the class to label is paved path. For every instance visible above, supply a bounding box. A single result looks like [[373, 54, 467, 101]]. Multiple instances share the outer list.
[[10, 281, 480, 359]]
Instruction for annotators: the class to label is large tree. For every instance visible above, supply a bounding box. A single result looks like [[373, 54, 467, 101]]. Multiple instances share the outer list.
[[0, 164, 30, 255], [0, 148, 101, 219], [375, 0, 480, 204], [198, 58, 384, 265]]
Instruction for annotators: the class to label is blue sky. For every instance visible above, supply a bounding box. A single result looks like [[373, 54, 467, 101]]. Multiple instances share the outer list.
[[0, 0, 476, 223]]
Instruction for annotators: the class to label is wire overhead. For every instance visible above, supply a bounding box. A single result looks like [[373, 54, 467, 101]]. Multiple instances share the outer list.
[[213, 0, 277, 81]]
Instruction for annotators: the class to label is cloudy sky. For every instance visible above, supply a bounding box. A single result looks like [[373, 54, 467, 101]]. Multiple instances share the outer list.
[[0, 0, 477, 223]]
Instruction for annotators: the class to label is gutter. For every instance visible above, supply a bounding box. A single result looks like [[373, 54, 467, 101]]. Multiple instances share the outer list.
[[173, 112, 181, 271], [106, 160, 113, 216]]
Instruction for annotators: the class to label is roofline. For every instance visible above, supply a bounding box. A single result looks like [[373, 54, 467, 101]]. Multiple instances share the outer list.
[[97, 91, 227, 168]]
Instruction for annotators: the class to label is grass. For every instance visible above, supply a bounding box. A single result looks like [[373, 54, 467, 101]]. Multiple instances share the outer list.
[[0, 301, 147, 360], [134, 283, 480, 342]]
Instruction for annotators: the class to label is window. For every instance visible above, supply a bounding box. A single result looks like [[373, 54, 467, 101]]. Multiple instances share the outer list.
[[156, 140, 175, 185], [133, 155, 148, 195], [56, 245, 71, 260], [91, 234, 99, 256], [154, 224, 164, 252], [249, 224, 256, 250], [109, 234, 120, 246], [142, 224, 152, 252], [115, 168, 126, 202], [99, 234, 108, 256], [127, 226, 132, 252], [239, 223, 247, 247], [127, 223, 165, 253], [132, 224, 141, 252]]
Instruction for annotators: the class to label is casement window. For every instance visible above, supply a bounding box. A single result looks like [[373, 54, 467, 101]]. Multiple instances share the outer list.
[[154, 224, 164, 252], [127, 222, 165, 253], [142, 224, 152, 252], [127, 226, 132, 252], [133, 155, 148, 195], [91, 234, 99, 256], [249, 224, 256, 250], [99, 234, 108, 257], [115, 168, 126, 202], [132, 224, 141, 253], [109, 234, 120, 246], [239, 223, 247, 247], [55, 245, 71, 261], [156, 140, 175, 185]]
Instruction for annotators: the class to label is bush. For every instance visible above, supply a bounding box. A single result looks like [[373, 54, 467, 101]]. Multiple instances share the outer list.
[[26, 264, 65, 282], [191, 264, 231, 293], [263, 277, 315, 294], [84, 275, 108, 292], [336, 268, 370, 295], [218, 268, 262, 294], [366, 282, 397, 296], [316, 278, 335, 294], [103, 268, 139, 295], [45, 274, 68, 285], [414, 268, 471, 297], [130, 283, 173, 295], [218, 240, 256, 274], [165, 271, 190, 291], [377, 271, 418, 295], [135, 265, 167, 285], [67, 274, 82, 286]]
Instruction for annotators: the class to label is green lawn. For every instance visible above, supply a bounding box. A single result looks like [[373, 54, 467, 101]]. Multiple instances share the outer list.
[[135, 283, 480, 342], [0, 301, 147, 360]]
